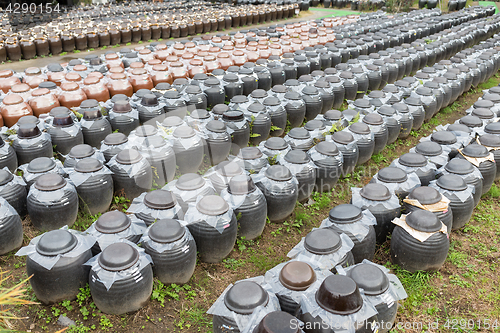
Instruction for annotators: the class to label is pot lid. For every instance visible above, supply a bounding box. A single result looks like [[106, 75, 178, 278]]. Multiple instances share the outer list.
[[237, 147, 263, 160], [405, 97, 422, 106], [98, 242, 140, 272], [332, 131, 354, 145], [222, 110, 244, 122], [324, 110, 343, 121], [302, 86, 318, 95], [472, 108, 494, 119], [34, 173, 67, 191], [17, 123, 41, 139], [224, 281, 269, 315], [288, 127, 311, 140], [265, 165, 292, 182], [347, 263, 389, 296], [284, 149, 310, 164], [459, 115, 482, 128], [353, 99, 370, 109], [284, 91, 301, 100], [256, 311, 300, 333], [406, 210, 442, 232], [173, 126, 196, 139], [368, 91, 385, 99], [436, 174, 467, 191], [473, 99, 494, 109], [206, 120, 227, 133], [328, 204, 362, 224], [362, 113, 384, 126], [480, 134, 500, 147], [360, 183, 392, 201], [377, 105, 396, 117], [52, 114, 74, 127], [263, 97, 280, 106], [68, 144, 94, 159], [393, 103, 409, 113], [176, 173, 205, 191], [196, 195, 229, 216], [36, 229, 78, 256], [190, 109, 209, 120], [111, 94, 128, 103], [135, 125, 158, 137], [251, 89, 268, 99], [228, 174, 256, 195], [408, 186, 441, 205], [248, 103, 266, 114], [462, 144, 489, 158], [95, 210, 131, 234], [0, 169, 13, 186], [162, 116, 183, 128], [304, 120, 325, 131], [315, 275, 363, 315], [264, 137, 288, 151], [485, 122, 500, 134], [444, 158, 474, 175], [148, 218, 185, 243], [415, 141, 442, 156], [446, 124, 470, 133], [27, 157, 56, 173], [431, 131, 457, 145], [230, 95, 248, 104], [38, 81, 57, 90], [141, 94, 159, 107], [144, 190, 176, 210], [272, 85, 287, 94], [17, 116, 38, 127], [212, 104, 229, 116], [377, 167, 408, 183], [279, 261, 316, 291], [80, 99, 99, 109], [216, 161, 243, 177], [304, 228, 341, 255], [382, 85, 398, 94], [415, 86, 432, 96], [315, 141, 339, 157], [349, 122, 370, 135], [399, 152, 427, 167], [116, 149, 143, 165], [103, 133, 128, 146], [74, 158, 103, 173]]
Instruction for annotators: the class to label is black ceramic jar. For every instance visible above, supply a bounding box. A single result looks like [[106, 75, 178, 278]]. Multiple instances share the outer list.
[[108, 149, 153, 200], [13, 123, 52, 166], [391, 152, 436, 186], [48, 114, 85, 155], [164, 173, 216, 213], [439, 158, 483, 207], [80, 106, 112, 149], [63, 144, 102, 168], [284, 128, 314, 152], [308, 141, 343, 193], [0, 136, 18, 173], [100, 133, 130, 163], [457, 144, 496, 195], [329, 131, 359, 177], [0, 197, 23, 255], [279, 149, 316, 203], [0, 168, 27, 218], [404, 186, 453, 233], [108, 100, 140, 136], [478, 134, 500, 180], [347, 123, 374, 165], [203, 120, 232, 166]]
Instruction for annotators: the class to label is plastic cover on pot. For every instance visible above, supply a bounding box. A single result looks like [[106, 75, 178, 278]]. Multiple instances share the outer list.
[[258, 138, 291, 160], [0, 166, 25, 188], [276, 153, 317, 177], [63, 147, 106, 167], [428, 180, 474, 203], [163, 175, 216, 209], [391, 214, 447, 242], [12, 131, 52, 149], [220, 184, 264, 210], [19, 157, 66, 184], [308, 145, 344, 166], [351, 187, 401, 211], [390, 156, 436, 177], [64, 163, 113, 187], [106, 153, 150, 177], [28, 178, 77, 203], [320, 209, 376, 242], [140, 221, 195, 253], [84, 239, 152, 290], [371, 168, 421, 195], [229, 150, 269, 174], [457, 148, 495, 168], [251, 166, 299, 193], [182, 196, 234, 234], [86, 213, 147, 250], [127, 191, 184, 220], [16, 226, 95, 270]]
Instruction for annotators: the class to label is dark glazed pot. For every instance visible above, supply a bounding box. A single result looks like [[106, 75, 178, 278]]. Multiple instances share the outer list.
[[139, 136, 176, 188], [172, 126, 204, 175], [393, 103, 413, 139], [396, 153, 435, 186], [362, 113, 388, 156], [263, 97, 287, 137], [0, 136, 17, 173], [326, 204, 376, 263], [48, 114, 84, 155], [440, 158, 482, 207], [108, 149, 152, 201], [404, 186, 453, 233], [204, 120, 232, 166], [331, 131, 359, 177], [282, 150, 316, 203], [285, 128, 314, 152], [348, 123, 374, 165], [478, 134, 500, 181], [404, 97, 425, 131], [27, 230, 91, 304], [109, 100, 140, 136], [89, 243, 153, 315], [457, 144, 496, 195], [13, 124, 51, 166], [302, 86, 323, 121], [0, 198, 22, 255], [81, 107, 112, 149], [142, 219, 197, 285], [27, 174, 78, 231], [283, 91, 307, 129], [309, 141, 342, 193], [391, 210, 449, 272], [101, 133, 129, 163], [0, 170, 27, 219], [185, 195, 237, 263], [222, 111, 250, 153], [256, 165, 298, 223], [137, 94, 165, 126]]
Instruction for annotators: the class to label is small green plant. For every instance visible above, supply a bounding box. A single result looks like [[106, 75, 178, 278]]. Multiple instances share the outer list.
[[61, 299, 73, 311], [223, 258, 245, 271], [76, 285, 91, 306], [270, 125, 282, 132], [100, 315, 113, 331], [74, 50, 81, 53], [80, 306, 90, 320]]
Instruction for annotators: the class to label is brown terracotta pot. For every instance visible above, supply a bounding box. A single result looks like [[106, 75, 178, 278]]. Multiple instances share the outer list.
[[29, 88, 60, 117], [204, 55, 222, 73], [105, 53, 124, 69], [169, 62, 189, 81], [58, 82, 87, 108], [106, 73, 134, 97], [65, 72, 82, 85], [151, 64, 173, 86], [188, 59, 207, 78], [0, 70, 21, 94], [217, 53, 234, 70], [22, 67, 46, 89], [1, 94, 33, 127], [138, 49, 155, 63], [233, 50, 248, 66], [82, 76, 110, 103], [128, 68, 154, 92], [11, 84, 32, 102]]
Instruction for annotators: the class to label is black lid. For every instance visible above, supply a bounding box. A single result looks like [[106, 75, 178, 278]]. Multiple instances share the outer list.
[[263, 96, 280, 106], [415, 141, 442, 156], [196, 195, 229, 216], [80, 99, 99, 109], [284, 149, 310, 165], [304, 120, 325, 131], [444, 158, 474, 175], [415, 86, 432, 96], [74, 158, 103, 173], [377, 105, 396, 117], [155, 82, 171, 91], [360, 183, 392, 201], [185, 85, 202, 95], [52, 114, 74, 127], [144, 190, 176, 210], [473, 99, 494, 109], [173, 126, 196, 139], [36, 229, 77, 256], [238, 147, 263, 161], [103, 132, 128, 146], [248, 103, 266, 114], [136, 125, 158, 137], [382, 85, 398, 94], [328, 204, 362, 224], [362, 113, 384, 126], [472, 108, 494, 119], [353, 99, 370, 109], [287, 128, 310, 140], [315, 141, 339, 157], [222, 110, 244, 122], [113, 100, 132, 113], [95, 210, 131, 234], [251, 89, 268, 99], [111, 94, 129, 103], [462, 144, 490, 158], [302, 86, 318, 96], [485, 122, 500, 134], [405, 97, 422, 106], [215, 161, 243, 177], [38, 81, 57, 90], [459, 115, 483, 128], [264, 137, 288, 151], [190, 109, 209, 120], [324, 110, 343, 121], [271, 85, 287, 94], [479, 134, 500, 147], [408, 186, 442, 205], [223, 73, 239, 83], [284, 91, 301, 100], [116, 149, 143, 165], [162, 116, 184, 128], [68, 144, 94, 159], [98, 242, 140, 272], [377, 167, 408, 183], [393, 103, 409, 113], [17, 123, 41, 139], [17, 115, 38, 127], [34, 173, 66, 191], [447, 123, 471, 133], [230, 95, 248, 104], [304, 228, 341, 255], [265, 165, 292, 181], [332, 131, 354, 145], [228, 174, 256, 195], [141, 94, 159, 107], [436, 174, 467, 191], [148, 219, 185, 243], [431, 131, 457, 145], [205, 120, 227, 133], [278, 261, 316, 292], [349, 122, 371, 135], [315, 275, 363, 315], [406, 210, 442, 232], [27, 157, 56, 173], [224, 281, 269, 315], [399, 152, 427, 167], [0, 169, 13, 186], [368, 91, 385, 99], [212, 104, 229, 115], [255, 311, 301, 333], [347, 264, 389, 296]]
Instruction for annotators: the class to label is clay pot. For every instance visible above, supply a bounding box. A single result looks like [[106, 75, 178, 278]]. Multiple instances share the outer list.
[[1, 94, 33, 128], [29, 88, 60, 117]]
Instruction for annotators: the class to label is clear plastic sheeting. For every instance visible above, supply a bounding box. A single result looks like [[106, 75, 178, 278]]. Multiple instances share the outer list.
[[263, 260, 332, 304], [64, 165, 114, 187], [128, 131, 166, 149], [319, 209, 377, 242], [283, 135, 314, 150], [434, 125, 474, 147], [419, 135, 464, 155], [19, 158, 66, 184], [229, 155, 269, 173], [307, 146, 344, 166], [277, 155, 317, 177], [457, 149, 495, 168], [27, 179, 76, 204], [107, 154, 150, 177], [324, 136, 359, 155], [436, 163, 483, 185], [258, 141, 291, 160], [337, 260, 408, 308], [391, 214, 448, 242], [127, 192, 185, 220], [185, 114, 214, 132], [169, 135, 203, 151], [163, 179, 216, 207], [299, 279, 378, 333], [140, 222, 195, 253], [390, 157, 437, 177], [225, 119, 248, 135], [307, 127, 330, 141], [287, 230, 354, 270], [63, 149, 106, 168], [0, 141, 11, 156], [207, 280, 280, 332], [251, 166, 299, 192], [100, 139, 133, 156], [84, 239, 153, 291], [12, 132, 52, 148], [371, 171, 421, 195], [351, 187, 401, 211], [0, 196, 20, 225], [108, 108, 139, 121], [16, 226, 95, 271], [86, 213, 147, 250], [345, 129, 375, 142], [408, 147, 449, 168], [48, 123, 82, 137], [220, 186, 265, 210], [403, 196, 451, 213], [429, 180, 475, 203], [182, 197, 234, 234], [203, 165, 247, 190], [0, 167, 26, 189]]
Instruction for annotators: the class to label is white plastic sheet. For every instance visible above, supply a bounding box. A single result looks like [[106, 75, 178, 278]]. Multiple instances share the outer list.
[[86, 213, 147, 250], [319, 209, 377, 242]]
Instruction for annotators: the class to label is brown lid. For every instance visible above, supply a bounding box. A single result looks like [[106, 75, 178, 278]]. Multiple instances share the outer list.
[[279, 261, 316, 291], [109, 67, 125, 74], [0, 70, 13, 78], [31, 88, 50, 97], [131, 68, 147, 75], [11, 83, 30, 93], [3, 94, 23, 105], [65, 72, 81, 82], [105, 53, 119, 60], [139, 49, 151, 55], [84, 76, 100, 85], [73, 64, 87, 71], [60, 82, 79, 91], [153, 64, 168, 71], [190, 59, 203, 66], [110, 73, 127, 80], [148, 59, 161, 66], [129, 62, 144, 69]]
